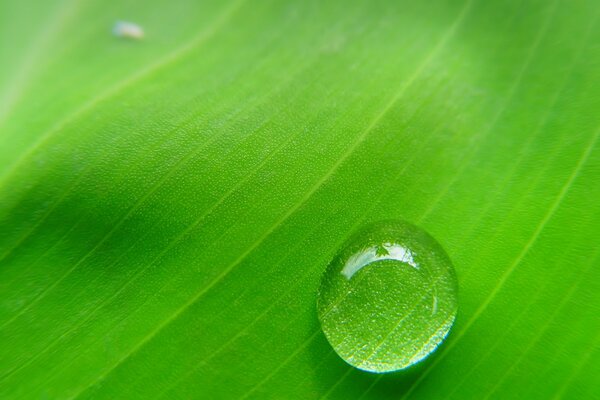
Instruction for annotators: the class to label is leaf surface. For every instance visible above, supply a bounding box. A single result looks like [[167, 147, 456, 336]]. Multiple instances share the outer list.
[[1, 0, 599, 398]]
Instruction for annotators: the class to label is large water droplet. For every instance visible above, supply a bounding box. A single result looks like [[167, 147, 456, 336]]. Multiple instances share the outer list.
[[317, 220, 458, 373]]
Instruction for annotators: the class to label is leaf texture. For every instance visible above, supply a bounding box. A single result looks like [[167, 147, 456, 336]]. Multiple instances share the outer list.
[[0, 0, 599, 398]]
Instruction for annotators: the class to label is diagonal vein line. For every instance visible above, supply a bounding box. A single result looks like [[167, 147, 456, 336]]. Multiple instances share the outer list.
[[158, 85, 455, 399], [75, 9, 462, 392], [154, 217, 339, 399], [246, 10, 476, 400], [0, 92, 232, 265], [348, 0, 585, 395], [302, 0, 474, 324], [449, 232, 600, 397], [445, 215, 600, 397], [390, 25, 599, 397], [442, 15, 600, 397], [310, 0, 477, 394], [401, 123, 600, 399], [319, 368, 353, 400], [0, 25, 290, 297], [319, 89, 463, 386], [253, 0, 531, 390], [481, 249, 600, 399], [1, 52, 319, 388], [395, 1, 564, 396], [0, 0, 247, 190], [4, 0, 482, 396], [0, 169, 86, 262], [237, 115, 455, 400], [11, 0, 378, 381], [357, 379, 379, 400], [0, 0, 269, 334], [296, 347, 337, 394], [240, 330, 323, 400], [236, 3, 478, 396], [18, 11, 359, 393], [552, 331, 600, 399], [66, 76, 357, 400], [416, 0, 561, 224], [1, 105, 283, 383], [444, 3, 600, 281], [0, 77, 269, 327]]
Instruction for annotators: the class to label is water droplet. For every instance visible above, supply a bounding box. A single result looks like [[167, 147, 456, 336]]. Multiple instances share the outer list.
[[317, 220, 458, 373], [112, 21, 144, 40]]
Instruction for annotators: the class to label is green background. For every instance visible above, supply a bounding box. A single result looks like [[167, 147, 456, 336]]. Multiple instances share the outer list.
[[1, 0, 599, 398]]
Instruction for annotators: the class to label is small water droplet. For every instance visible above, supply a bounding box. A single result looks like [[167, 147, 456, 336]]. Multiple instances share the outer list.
[[113, 21, 144, 40], [317, 220, 458, 373]]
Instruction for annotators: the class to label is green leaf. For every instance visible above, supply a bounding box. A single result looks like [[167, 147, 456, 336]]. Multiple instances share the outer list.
[[1, 0, 598, 398]]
